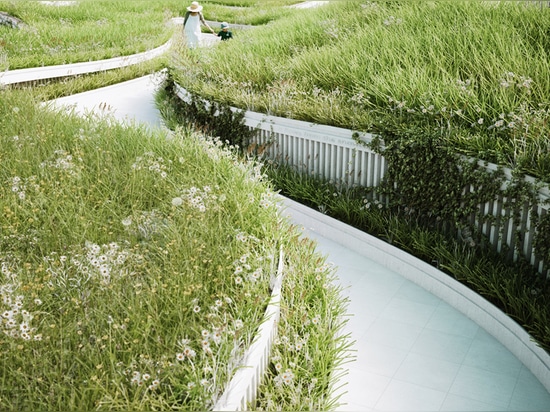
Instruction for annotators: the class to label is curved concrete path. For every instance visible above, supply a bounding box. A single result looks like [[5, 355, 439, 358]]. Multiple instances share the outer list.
[[2, 29, 550, 412]]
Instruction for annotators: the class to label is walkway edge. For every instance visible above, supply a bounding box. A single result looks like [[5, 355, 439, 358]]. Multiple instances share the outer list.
[[280, 196, 550, 393], [0, 41, 171, 86], [213, 248, 284, 411]]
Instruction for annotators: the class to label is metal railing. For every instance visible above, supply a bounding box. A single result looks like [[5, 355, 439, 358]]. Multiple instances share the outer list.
[[246, 112, 550, 278]]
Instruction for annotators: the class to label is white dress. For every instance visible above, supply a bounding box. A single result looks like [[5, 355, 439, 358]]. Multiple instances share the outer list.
[[184, 14, 201, 48]]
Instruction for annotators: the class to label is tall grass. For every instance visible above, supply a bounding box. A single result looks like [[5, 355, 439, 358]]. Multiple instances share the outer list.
[[169, 0, 550, 181], [0, 0, 180, 68], [0, 0, 298, 70], [0, 89, 350, 410]]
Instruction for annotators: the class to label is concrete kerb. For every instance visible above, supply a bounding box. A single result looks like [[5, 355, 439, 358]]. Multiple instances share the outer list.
[[0, 17, 221, 87], [280, 196, 550, 394], [213, 248, 285, 411], [0, 41, 172, 86]]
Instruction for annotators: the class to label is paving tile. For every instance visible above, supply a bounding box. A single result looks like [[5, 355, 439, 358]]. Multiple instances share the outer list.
[[462, 331, 523, 377], [508, 365, 550, 411], [410, 327, 474, 364], [341, 312, 376, 341], [344, 289, 394, 320], [394, 281, 442, 307], [393, 352, 461, 393], [375, 379, 447, 411], [379, 297, 438, 328], [335, 368, 391, 410], [353, 340, 408, 378], [364, 317, 424, 352], [440, 393, 506, 411], [449, 364, 517, 408], [425, 303, 480, 339]]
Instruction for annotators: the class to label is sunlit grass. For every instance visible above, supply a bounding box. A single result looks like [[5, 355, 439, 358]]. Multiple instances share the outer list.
[[0, 0, 299, 69], [0, 89, 350, 410], [169, 0, 550, 181], [0, 0, 178, 68]]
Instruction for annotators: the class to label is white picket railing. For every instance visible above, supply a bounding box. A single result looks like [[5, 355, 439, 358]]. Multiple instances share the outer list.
[[243, 111, 386, 190], [174, 84, 550, 278]]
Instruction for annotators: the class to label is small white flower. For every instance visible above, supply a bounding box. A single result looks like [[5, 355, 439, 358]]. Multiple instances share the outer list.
[[183, 347, 196, 358], [171, 197, 183, 207]]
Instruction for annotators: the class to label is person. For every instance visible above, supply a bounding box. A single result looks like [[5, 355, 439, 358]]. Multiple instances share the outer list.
[[183, 1, 215, 48], [217, 22, 233, 41]]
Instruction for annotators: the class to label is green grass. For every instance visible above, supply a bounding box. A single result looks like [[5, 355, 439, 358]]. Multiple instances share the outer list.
[[0, 89, 350, 410], [0, 0, 299, 69], [169, 0, 550, 182], [0, 0, 177, 68]]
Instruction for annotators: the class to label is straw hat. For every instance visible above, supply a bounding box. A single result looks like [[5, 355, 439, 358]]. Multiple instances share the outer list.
[[187, 1, 203, 12]]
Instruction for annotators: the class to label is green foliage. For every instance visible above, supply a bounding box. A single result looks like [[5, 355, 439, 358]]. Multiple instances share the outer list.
[[158, 76, 255, 151], [0, 0, 300, 70], [0, 0, 179, 69], [534, 212, 550, 263], [370, 128, 508, 238]]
